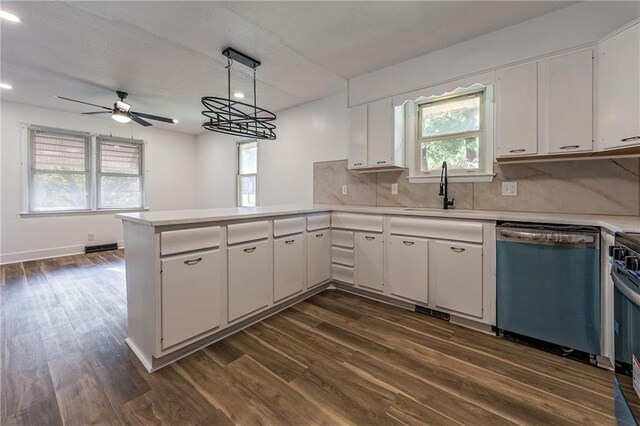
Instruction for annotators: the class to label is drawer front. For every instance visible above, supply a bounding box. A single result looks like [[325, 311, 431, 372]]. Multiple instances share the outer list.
[[227, 221, 270, 245], [332, 263, 355, 285], [390, 217, 483, 243], [331, 212, 384, 232], [273, 216, 305, 237], [331, 229, 354, 248], [161, 226, 221, 256], [307, 213, 331, 231], [332, 246, 354, 267]]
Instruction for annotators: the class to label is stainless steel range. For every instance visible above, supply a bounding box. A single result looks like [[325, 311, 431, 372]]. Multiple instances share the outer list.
[[611, 232, 640, 425]]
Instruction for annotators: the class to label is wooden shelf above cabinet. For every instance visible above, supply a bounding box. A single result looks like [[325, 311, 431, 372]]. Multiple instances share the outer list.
[[496, 146, 640, 164]]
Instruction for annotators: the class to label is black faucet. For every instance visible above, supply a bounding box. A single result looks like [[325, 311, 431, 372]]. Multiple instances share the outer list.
[[439, 161, 454, 209]]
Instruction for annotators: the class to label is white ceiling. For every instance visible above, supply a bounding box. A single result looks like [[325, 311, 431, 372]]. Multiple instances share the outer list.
[[0, 1, 574, 135]]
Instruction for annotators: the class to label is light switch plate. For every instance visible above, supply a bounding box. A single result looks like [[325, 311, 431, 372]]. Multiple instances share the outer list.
[[391, 183, 398, 195], [502, 182, 517, 196], [342, 185, 348, 195]]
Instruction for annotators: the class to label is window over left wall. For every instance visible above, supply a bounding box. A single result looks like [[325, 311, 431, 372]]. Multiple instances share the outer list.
[[26, 126, 145, 213]]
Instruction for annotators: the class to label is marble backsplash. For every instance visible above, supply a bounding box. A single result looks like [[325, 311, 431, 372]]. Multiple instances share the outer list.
[[313, 158, 640, 216]]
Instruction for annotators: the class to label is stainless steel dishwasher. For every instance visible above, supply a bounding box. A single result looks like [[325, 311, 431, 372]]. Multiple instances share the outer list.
[[496, 223, 601, 355]]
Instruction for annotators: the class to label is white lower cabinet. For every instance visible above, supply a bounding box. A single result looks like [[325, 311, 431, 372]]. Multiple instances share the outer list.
[[274, 234, 306, 302], [228, 239, 272, 322], [431, 240, 483, 318], [307, 229, 331, 288], [356, 232, 384, 292], [388, 236, 429, 303], [161, 249, 221, 349]]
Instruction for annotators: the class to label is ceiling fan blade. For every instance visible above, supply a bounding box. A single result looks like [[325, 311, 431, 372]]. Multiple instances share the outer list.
[[130, 113, 152, 127], [131, 111, 176, 124], [56, 96, 112, 111], [82, 111, 112, 115]]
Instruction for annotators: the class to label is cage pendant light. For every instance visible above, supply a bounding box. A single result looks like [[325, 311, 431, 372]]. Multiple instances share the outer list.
[[201, 48, 276, 140]]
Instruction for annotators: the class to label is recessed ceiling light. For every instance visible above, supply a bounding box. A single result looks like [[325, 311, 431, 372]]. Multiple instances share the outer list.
[[0, 10, 20, 22], [233, 92, 245, 99], [0, 82, 13, 90], [173, 119, 179, 124]]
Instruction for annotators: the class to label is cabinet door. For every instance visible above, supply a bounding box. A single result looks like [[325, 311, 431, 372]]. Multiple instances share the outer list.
[[228, 239, 272, 322], [367, 98, 394, 166], [496, 61, 538, 157], [274, 234, 306, 302], [431, 241, 483, 318], [348, 104, 368, 169], [388, 236, 428, 303], [308, 230, 331, 288], [356, 232, 384, 292], [161, 250, 221, 349], [541, 49, 593, 154], [598, 23, 640, 150]]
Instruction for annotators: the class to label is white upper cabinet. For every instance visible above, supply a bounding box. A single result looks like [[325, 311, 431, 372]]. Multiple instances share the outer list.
[[496, 61, 539, 157], [367, 98, 394, 166], [598, 22, 640, 150], [539, 49, 594, 154], [348, 104, 368, 169]]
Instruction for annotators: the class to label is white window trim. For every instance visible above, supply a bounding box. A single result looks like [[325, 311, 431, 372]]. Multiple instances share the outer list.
[[20, 124, 149, 215], [96, 135, 145, 210], [236, 139, 258, 207], [405, 84, 495, 183]]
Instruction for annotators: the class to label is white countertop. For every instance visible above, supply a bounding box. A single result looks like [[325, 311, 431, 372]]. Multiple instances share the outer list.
[[117, 204, 640, 233]]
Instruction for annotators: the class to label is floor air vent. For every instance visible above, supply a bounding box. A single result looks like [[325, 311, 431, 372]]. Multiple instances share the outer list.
[[85, 243, 118, 254], [415, 305, 450, 321]]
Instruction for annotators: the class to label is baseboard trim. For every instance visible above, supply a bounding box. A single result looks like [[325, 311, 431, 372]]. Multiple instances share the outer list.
[[1, 240, 124, 265]]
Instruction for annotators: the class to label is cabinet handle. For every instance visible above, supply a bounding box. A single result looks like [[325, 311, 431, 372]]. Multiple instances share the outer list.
[[621, 136, 640, 142], [402, 240, 415, 246], [509, 149, 526, 153], [353, 162, 363, 166], [315, 233, 324, 238], [365, 236, 375, 240], [243, 247, 256, 253], [450, 247, 466, 253], [285, 239, 295, 245], [376, 161, 386, 164], [183, 257, 203, 265], [559, 145, 580, 150]]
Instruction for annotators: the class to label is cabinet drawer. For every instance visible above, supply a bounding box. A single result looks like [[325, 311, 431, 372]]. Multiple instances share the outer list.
[[332, 246, 354, 267], [273, 217, 305, 237], [227, 221, 269, 245], [307, 213, 331, 231], [332, 263, 355, 285], [332, 230, 353, 248], [331, 212, 383, 232], [161, 226, 221, 256], [390, 217, 483, 243]]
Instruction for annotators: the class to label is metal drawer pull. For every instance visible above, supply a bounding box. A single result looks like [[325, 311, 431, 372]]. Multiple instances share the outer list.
[[243, 247, 256, 253], [621, 136, 640, 142], [403, 241, 415, 246], [509, 149, 526, 153], [559, 145, 580, 150], [365, 236, 375, 240], [285, 239, 295, 245], [450, 247, 466, 253], [353, 162, 363, 166], [315, 233, 324, 238], [377, 160, 386, 164], [184, 257, 203, 265]]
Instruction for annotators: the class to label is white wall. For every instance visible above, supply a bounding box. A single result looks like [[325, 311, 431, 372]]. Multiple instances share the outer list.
[[196, 91, 349, 207], [349, 1, 640, 105], [0, 101, 198, 263]]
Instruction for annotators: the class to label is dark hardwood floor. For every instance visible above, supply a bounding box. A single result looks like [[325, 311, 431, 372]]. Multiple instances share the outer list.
[[1, 250, 620, 425]]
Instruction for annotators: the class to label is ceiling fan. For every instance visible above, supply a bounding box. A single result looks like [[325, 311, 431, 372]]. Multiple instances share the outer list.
[[56, 91, 178, 127]]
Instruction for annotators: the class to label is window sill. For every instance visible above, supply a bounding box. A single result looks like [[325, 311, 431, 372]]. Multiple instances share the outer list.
[[407, 173, 495, 184], [20, 207, 150, 218]]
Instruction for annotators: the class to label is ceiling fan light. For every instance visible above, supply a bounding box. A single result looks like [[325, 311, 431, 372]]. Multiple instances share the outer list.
[[112, 109, 131, 123]]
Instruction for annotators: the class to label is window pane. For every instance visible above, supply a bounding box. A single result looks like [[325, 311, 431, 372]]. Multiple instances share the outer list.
[[100, 141, 141, 174], [420, 136, 480, 172], [33, 132, 87, 172], [99, 176, 142, 208], [32, 172, 88, 211], [239, 142, 257, 174], [421, 94, 481, 138], [239, 175, 256, 207]]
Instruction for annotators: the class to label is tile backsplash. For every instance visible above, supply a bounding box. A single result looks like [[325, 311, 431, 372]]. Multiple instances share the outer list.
[[314, 158, 640, 216]]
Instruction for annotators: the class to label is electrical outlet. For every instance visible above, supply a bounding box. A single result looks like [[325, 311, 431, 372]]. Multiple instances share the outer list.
[[502, 182, 518, 196], [391, 183, 398, 195], [342, 185, 348, 195], [88, 233, 95, 241]]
